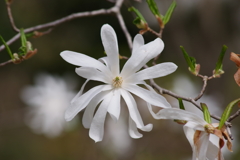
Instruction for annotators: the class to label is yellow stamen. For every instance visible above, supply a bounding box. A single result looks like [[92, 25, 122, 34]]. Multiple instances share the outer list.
[[112, 76, 123, 88]]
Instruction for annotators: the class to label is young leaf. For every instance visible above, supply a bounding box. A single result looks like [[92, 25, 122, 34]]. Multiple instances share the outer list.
[[219, 98, 240, 129], [215, 45, 227, 70], [178, 98, 185, 110], [128, 7, 147, 23], [128, 7, 148, 29], [201, 103, 211, 124], [20, 28, 27, 48], [180, 46, 195, 70], [0, 35, 14, 59], [174, 99, 187, 124], [213, 45, 227, 77], [146, 0, 160, 17], [162, 0, 176, 25]]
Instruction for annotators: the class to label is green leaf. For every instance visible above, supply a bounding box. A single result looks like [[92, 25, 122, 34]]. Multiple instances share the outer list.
[[201, 103, 211, 124], [219, 98, 240, 129], [214, 45, 227, 75], [0, 35, 14, 59], [20, 28, 27, 48], [162, 0, 176, 25], [18, 28, 27, 56], [128, 7, 147, 23], [132, 17, 146, 29], [178, 98, 185, 110], [180, 46, 195, 72], [146, 0, 160, 17]]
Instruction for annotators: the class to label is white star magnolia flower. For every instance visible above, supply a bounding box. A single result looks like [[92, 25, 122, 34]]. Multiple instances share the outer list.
[[151, 108, 224, 160], [21, 74, 76, 138], [60, 24, 177, 142]]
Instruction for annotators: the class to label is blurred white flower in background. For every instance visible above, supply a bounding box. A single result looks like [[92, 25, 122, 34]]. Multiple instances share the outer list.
[[103, 111, 133, 158], [21, 74, 77, 138]]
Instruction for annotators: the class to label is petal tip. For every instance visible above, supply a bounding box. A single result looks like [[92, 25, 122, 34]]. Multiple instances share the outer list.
[[65, 110, 73, 121]]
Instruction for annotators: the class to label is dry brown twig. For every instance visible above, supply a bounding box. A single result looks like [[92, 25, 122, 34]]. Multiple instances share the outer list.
[[0, 0, 132, 53]]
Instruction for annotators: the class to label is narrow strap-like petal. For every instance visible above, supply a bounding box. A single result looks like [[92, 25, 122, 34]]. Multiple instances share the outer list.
[[65, 85, 112, 121], [126, 62, 177, 83], [120, 89, 152, 131], [153, 108, 208, 127], [101, 24, 119, 76], [71, 79, 89, 103], [132, 34, 144, 54], [206, 140, 220, 160], [128, 116, 143, 139], [89, 93, 112, 142], [107, 89, 121, 122], [75, 67, 111, 83], [82, 91, 109, 128], [123, 84, 171, 108], [196, 132, 210, 160], [98, 57, 109, 69], [121, 38, 164, 78], [60, 50, 111, 75], [183, 123, 195, 147]]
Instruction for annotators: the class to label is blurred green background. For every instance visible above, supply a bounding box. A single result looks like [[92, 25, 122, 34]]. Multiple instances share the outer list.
[[1, 0, 240, 159]]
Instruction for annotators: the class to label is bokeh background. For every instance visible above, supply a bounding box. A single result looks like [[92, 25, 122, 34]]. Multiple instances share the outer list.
[[1, 0, 240, 159]]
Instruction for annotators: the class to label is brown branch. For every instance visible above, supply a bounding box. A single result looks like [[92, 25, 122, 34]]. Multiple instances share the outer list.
[[148, 27, 163, 66], [111, 0, 132, 49], [6, 1, 19, 32], [194, 76, 208, 101], [148, 76, 221, 121], [0, 59, 13, 67], [0, 0, 125, 52], [227, 108, 240, 122]]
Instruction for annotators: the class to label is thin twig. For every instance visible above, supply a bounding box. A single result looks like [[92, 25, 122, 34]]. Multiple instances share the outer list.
[[0, 59, 12, 67], [0, 0, 125, 52], [6, 2, 19, 32], [147, 27, 161, 38], [114, 4, 133, 50], [148, 78, 221, 121], [228, 108, 240, 122], [194, 76, 208, 101], [148, 27, 163, 66]]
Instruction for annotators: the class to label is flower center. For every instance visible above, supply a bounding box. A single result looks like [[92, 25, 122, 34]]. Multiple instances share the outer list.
[[112, 76, 123, 88], [204, 124, 215, 134]]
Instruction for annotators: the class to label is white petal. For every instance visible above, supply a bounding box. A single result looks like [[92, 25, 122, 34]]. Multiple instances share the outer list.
[[126, 62, 177, 83], [65, 85, 112, 121], [101, 24, 119, 76], [196, 132, 210, 160], [89, 93, 112, 142], [123, 84, 171, 108], [82, 91, 109, 128], [128, 116, 142, 139], [184, 125, 210, 160], [71, 79, 89, 103], [132, 34, 144, 54], [98, 57, 109, 69], [75, 67, 111, 83], [121, 38, 164, 78], [184, 121, 206, 131], [60, 50, 111, 75], [120, 89, 153, 131], [206, 141, 220, 160], [153, 108, 208, 127], [183, 123, 195, 148], [107, 89, 121, 122]]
